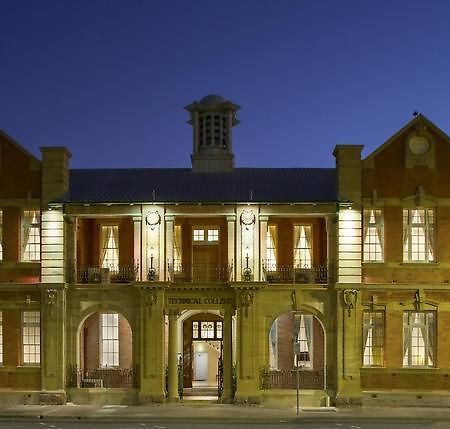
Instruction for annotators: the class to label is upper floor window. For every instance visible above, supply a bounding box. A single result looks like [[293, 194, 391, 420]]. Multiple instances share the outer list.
[[403, 209, 434, 262], [0, 210, 3, 261], [22, 210, 40, 261], [403, 311, 435, 368], [293, 225, 312, 268], [100, 312, 119, 367], [0, 311, 3, 365], [101, 225, 119, 270], [22, 311, 40, 365], [174, 224, 182, 270], [193, 227, 219, 244], [266, 225, 277, 271], [363, 209, 384, 262], [363, 311, 384, 366]]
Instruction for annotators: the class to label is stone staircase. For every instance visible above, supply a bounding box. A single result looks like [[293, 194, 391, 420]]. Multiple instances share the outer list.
[[183, 387, 218, 402]]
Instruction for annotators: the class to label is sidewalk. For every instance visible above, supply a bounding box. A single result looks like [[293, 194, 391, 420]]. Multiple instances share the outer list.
[[0, 403, 450, 422]]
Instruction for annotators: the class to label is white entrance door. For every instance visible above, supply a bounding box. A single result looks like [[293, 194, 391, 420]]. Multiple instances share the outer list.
[[194, 352, 208, 381]]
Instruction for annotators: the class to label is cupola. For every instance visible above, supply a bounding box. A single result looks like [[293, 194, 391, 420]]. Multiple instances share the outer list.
[[185, 94, 240, 173]]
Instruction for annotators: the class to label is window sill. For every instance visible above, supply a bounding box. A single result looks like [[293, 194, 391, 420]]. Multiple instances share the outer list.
[[399, 262, 440, 267]]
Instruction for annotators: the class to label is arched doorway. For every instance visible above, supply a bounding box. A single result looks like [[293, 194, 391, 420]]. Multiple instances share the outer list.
[[266, 311, 325, 390], [182, 312, 224, 397], [76, 311, 135, 388]]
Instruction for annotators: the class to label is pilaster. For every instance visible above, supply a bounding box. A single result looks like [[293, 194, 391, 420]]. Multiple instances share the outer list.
[[40, 284, 66, 403]]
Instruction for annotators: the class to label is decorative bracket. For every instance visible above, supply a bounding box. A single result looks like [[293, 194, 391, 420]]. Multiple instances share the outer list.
[[343, 289, 358, 317]]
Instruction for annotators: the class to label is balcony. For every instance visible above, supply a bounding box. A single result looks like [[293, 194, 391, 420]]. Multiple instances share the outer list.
[[260, 368, 325, 390], [168, 263, 232, 283], [67, 263, 139, 284], [67, 365, 139, 388], [262, 262, 330, 284]]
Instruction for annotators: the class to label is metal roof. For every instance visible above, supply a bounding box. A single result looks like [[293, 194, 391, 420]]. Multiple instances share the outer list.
[[58, 168, 337, 204]]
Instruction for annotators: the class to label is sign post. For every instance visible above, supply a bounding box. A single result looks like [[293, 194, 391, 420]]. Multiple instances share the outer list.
[[293, 340, 301, 416]]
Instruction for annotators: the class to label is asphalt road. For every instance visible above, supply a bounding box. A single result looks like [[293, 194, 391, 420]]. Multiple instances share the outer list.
[[0, 420, 446, 429]]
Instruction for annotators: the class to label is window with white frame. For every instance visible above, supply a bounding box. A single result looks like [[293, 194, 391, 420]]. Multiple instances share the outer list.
[[193, 227, 219, 244], [403, 209, 434, 262], [293, 313, 313, 368], [101, 225, 119, 270], [22, 210, 40, 261], [192, 320, 222, 339], [101, 312, 119, 367], [266, 225, 277, 271], [174, 225, 182, 271], [403, 311, 435, 367], [0, 210, 3, 261], [363, 209, 384, 262], [363, 311, 384, 366], [193, 229, 204, 242], [293, 225, 312, 268], [207, 229, 219, 242], [22, 311, 40, 365], [0, 311, 3, 365]]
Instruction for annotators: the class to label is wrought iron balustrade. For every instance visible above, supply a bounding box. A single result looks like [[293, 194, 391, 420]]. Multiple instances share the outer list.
[[68, 263, 139, 284], [262, 262, 331, 284], [67, 365, 139, 388], [168, 263, 233, 283], [260, 368, 324, 390]]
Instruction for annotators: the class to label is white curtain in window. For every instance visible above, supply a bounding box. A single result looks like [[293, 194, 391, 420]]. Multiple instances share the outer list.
[[363, 315, 373, 365], [101, 225, 119, 269], [269, 322, 278, 369], [267, 225, 277, 271], [0, 210, 3, 261], [174, 225, 182, 270], [22, 211, 40, 261], [427, 210, 435, 261], [294, 225, 312, 268]]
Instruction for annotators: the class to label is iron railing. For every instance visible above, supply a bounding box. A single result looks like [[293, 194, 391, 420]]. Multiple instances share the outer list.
[[67, 264, 139, 284], [67, 365, 139, 388], [168, 263, 233, 283], [260, 368, 325, 390], [262, 262, 331, 284]]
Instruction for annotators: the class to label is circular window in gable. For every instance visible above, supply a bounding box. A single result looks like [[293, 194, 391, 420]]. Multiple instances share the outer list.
[[408, 135, 430, 155]]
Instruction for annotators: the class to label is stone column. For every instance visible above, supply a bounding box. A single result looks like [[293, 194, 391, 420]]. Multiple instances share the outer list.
[[133, 216, 142, 281], [227, 215, 236, 281], [336, 288, 362, 405], [235, 289, 261, 403], [40, 284, 66, 404], [259, 215, 268, 280], [222, 308, 233, 401], [138, 286, 166, 403], [165, 215, 174, 281], [167, 310, 179, 401]]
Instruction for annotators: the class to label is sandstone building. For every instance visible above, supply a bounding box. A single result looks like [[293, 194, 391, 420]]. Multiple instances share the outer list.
[[0, 95, 449, 407]]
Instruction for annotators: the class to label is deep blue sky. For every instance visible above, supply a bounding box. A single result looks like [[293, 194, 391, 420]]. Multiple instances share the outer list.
[[2, 0, 450, 169]]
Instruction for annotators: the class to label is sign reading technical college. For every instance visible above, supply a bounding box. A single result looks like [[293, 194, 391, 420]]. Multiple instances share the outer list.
[[167, 296, 233, 305]]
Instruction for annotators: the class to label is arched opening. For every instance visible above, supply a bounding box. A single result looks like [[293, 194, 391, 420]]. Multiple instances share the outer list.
[[73, 311, 135, 388], [179, 311, 224, 399], [265, 311, 325, 390]]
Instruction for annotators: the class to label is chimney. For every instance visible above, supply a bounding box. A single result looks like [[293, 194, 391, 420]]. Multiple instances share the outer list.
[[40, 146, 71, 206]]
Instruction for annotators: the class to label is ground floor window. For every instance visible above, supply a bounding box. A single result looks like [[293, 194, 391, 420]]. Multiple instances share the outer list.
[[403, 311, 435, 367], [362, 311, 384, 366], [101, 312, 119, 367], [22, 311, 40, 365]]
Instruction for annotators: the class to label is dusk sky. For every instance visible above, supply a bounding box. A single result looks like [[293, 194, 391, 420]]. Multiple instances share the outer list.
[[2, 0, 450, 169]]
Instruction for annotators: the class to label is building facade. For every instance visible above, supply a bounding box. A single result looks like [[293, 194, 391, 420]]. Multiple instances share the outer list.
[[1, 95, 450, 407]]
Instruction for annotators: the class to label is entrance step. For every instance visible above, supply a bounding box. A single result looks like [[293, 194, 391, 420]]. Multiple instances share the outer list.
[[183, 387, 218, 397]]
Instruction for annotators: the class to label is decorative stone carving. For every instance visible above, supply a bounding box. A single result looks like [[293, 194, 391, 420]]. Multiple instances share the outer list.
[[343, 289, 358, 317], [46, 289, 57, 306], [240, 291, 254, 317]]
